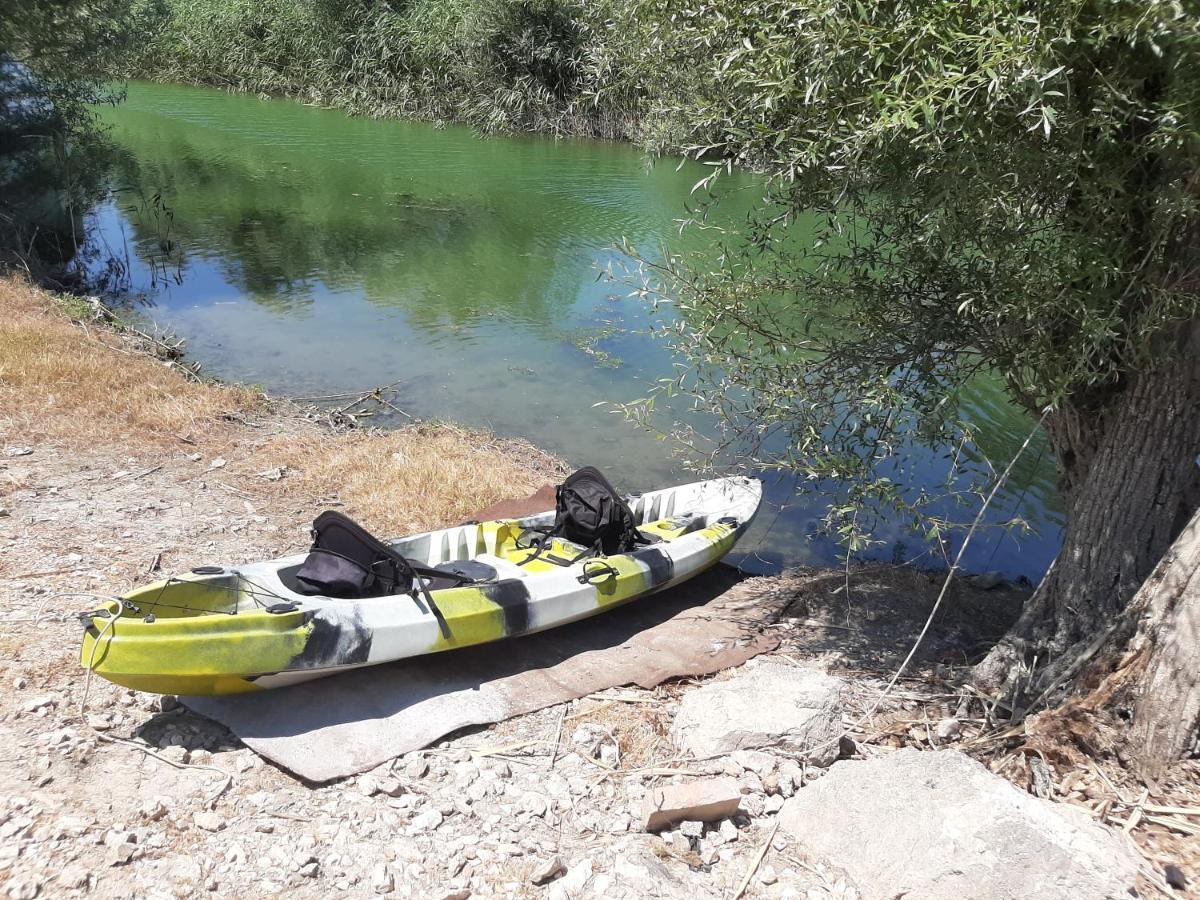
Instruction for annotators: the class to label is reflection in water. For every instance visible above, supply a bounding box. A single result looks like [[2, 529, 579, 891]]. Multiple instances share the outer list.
[[89, 82, 1063, 579]]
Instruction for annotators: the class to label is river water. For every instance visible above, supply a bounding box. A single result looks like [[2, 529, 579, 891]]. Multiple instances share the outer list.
[[87, 82, 1063, 578]]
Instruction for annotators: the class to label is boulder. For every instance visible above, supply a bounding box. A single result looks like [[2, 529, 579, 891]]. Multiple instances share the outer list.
[[672, 663, 844, 765], [777, 748, 1141, 900]]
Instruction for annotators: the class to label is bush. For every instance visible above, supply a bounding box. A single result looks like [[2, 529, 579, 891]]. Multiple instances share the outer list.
[[126, 0, 679, 140]]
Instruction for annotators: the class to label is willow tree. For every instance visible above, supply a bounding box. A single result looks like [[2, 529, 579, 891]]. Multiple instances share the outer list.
[[0, 0, 133, 270], [639, 0, 1199, 759]]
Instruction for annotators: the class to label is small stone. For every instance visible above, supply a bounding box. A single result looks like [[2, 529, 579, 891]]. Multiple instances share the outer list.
[[12, 676, 26, 690], [358, 774, 380, 796], [298, 862, 319, 878], [571, 723, 607, 759], [731, 749, 777, 775], [741, 793, 767, 818], [666, 830, 691, 854], [57, 866, 89, 889], [140, 798, 168, 821], [410, 809, 443, 832], [739, 771, 765, 794], [209, 457, 226, 469], [371, 863, 394, 894], [376, 777, 405, 797], [718, 819, 739, 843], [935, 718, 962, 741], [193, 811, 225, 832], [599, 742, 620, 766], [679, 820, 704, 838], [531, 856, 565, 885], [158, 745, 189, 765], [405, 758, 429, 779], [642, 777, 742, 832], [759, 865, 778, 885], [107, 841, 137, 866], [969, 571, 1005, 590], [1164, 865, 1187, 891], [3, 878, 39, 900], [557, 859, 592, 896], [522, 793, 549, 818], [4, 447, 33, 457]]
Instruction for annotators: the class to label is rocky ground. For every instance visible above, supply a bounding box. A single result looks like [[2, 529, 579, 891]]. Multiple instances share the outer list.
[[1, 280, 1196, 900], [4, 435, 1196, 899]]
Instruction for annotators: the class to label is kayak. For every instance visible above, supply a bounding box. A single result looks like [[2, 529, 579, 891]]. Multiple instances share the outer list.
[[80, 475, 762, 695]]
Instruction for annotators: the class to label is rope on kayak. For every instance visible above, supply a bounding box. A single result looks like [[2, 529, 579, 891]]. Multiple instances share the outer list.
[[79, 607, 234, 808], [138, 571, 293, 619]]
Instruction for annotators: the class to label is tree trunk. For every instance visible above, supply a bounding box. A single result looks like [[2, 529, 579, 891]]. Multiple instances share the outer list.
[[1118, 506, 1200, 776], [975, 322, 1200, 716]]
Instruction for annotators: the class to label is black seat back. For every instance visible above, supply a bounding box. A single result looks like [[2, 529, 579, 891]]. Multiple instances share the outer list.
[[294, 510, 408, 598]]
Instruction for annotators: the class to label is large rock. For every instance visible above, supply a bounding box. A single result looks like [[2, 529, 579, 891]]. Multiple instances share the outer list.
[[672, 663, 844, 765], [777, 748, 1141, 900]]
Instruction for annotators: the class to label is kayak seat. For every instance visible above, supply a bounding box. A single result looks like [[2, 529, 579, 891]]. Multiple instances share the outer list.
[[423, 558, 499, 592]]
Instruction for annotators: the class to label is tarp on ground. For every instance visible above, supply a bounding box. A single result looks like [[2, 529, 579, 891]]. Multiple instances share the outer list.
[[183, 491, 785, 782]]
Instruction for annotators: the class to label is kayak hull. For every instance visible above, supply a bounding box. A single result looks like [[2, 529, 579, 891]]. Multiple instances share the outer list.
[[81, 476, 762, 695]]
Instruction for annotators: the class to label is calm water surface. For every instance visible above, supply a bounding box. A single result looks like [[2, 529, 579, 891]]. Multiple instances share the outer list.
[[88, 82, 1063, 578]]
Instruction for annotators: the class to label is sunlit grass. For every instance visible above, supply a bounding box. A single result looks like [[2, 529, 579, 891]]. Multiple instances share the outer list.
[[0, 275, 565, 530], [0, 275, 259, 448], [260, 423, 566, 535]]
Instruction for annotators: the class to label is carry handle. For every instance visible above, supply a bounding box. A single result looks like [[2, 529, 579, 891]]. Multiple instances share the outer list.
[[577, 560, 618, 585]]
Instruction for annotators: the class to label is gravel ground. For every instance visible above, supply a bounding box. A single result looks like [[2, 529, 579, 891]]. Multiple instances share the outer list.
[[2, 423, 1193, 900]]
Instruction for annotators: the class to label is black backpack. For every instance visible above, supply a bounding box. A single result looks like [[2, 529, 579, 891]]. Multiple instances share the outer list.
[[550, 466, 648, 556]]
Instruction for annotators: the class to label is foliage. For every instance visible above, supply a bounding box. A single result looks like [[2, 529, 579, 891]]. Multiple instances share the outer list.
[[616, 0, 1200, 548], [126, 0, 677, 139], [0, 0, 134, 271]]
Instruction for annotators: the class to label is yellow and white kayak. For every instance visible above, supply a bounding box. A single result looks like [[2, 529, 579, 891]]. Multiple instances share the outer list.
[[80, 476, 761, 695]]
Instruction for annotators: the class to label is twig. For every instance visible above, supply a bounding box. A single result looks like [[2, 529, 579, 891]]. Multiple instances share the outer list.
[[549, 707, 565, 769], [1124, 788, 1149, 834], [268, 810, 312, 822], [731, 819, 779, 900]]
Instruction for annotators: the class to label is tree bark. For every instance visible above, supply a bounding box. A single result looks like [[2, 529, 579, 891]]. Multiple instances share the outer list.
[[1119, 506, 1200, 776], [975, 321, 1200, 717]]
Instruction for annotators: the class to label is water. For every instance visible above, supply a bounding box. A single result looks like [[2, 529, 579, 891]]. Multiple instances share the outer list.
[[87, 82, 1063, 579]]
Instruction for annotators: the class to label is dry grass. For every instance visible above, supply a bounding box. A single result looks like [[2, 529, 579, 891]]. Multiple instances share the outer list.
[[261, 423, 567, 535], [0, 275, 567, 532], [0, 275, 259, 449], [570, 695, 675, 769]]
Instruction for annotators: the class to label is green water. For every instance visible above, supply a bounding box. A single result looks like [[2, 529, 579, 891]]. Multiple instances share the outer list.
[[88, 82, 1062, 577]]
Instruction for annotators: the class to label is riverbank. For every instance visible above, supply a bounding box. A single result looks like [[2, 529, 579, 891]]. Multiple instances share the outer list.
[[0, 276, 1189, 898], [0, 276, 567, 533], [122, 0, 660, 142]]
